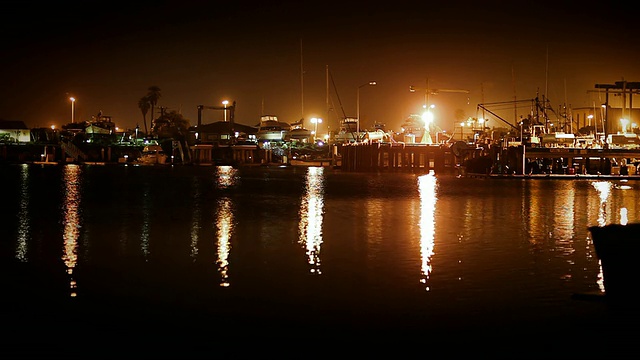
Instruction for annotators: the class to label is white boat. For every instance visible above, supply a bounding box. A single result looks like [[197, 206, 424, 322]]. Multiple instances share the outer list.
[[399, 114, 426, 143], [333, 117, 359, 143], [256, 115, 291, 143], [136, 145, 168, 165]]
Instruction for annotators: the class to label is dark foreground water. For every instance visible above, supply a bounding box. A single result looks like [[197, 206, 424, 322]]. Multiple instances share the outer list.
[[1, 163, 639, 358]]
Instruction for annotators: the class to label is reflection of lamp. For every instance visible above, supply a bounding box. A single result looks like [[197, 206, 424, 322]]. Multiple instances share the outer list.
[[222, 100, 229, 121], [70, 97, 76, 123], [620, 118, 629, 133], [356, 81, 377, 142], [311, 117, 322, 141]]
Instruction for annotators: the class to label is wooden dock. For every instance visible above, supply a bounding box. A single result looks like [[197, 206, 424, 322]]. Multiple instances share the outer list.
[[336, 142, 458, 174]]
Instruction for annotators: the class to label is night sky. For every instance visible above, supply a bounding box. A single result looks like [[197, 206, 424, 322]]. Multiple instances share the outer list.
[[2, 1, 638, 134]]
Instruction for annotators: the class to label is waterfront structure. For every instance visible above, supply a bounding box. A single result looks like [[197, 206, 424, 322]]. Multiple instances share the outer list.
[[0, 120, 31, 143]]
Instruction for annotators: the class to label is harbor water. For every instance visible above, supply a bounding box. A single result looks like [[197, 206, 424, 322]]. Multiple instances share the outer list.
[[2, 163, 639, 358]]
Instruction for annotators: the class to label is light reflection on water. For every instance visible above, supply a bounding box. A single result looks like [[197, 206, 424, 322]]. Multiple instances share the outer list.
[[62, 164, 82, 297], [418, 170, 436, 290], [298, 166, 324, 274], [214, 166, 238, 287], [5, 164, 640, 349], [15, 164, 30, 262]]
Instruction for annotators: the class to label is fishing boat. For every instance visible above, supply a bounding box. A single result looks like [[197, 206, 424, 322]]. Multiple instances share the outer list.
[[333, 117, 359, 143]]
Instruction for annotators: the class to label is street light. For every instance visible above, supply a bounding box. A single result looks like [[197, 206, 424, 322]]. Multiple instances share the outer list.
[[69, 97, 75, 123], [356, 81, 377, 142], [310, 117, 322, 141], [222, 100, 229, 121], [421, 104, 435, 144]]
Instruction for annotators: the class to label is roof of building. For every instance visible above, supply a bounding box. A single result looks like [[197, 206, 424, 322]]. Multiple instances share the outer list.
[[0, 119, 29, 130]]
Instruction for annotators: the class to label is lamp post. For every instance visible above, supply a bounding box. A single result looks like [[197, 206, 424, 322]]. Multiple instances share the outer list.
[[356, 81, 377, 142], [70, 97, 75, 123], [311, 117, 322, 141], [222, 100, 229, 121]]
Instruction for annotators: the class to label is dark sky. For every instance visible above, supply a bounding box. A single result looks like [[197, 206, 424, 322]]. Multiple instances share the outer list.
[[2, 1, 638, 134]]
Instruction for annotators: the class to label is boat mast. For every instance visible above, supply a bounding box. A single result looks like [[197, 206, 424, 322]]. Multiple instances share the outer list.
[[544, 46, 549, 132], [300, 38, 304, 121], [512, 63, 517, 129], [326, 65, 330, 135]]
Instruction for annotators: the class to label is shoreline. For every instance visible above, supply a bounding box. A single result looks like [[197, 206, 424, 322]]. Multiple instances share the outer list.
[[465, 172, 640, 180]]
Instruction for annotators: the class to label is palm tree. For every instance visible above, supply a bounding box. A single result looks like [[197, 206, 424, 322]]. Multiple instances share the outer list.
[[138, 96, 150, 134], [146, 86, 162, 130]]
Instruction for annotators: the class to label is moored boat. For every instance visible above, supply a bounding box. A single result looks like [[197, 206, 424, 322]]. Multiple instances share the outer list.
[[135, 144, 168, 165], [399, 114, 426, 143], [333, 117, 359, 143], [256, 115, 291, 143]]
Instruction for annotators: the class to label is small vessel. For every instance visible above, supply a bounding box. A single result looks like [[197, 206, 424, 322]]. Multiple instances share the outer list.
[[399, 114, 426, 143], [333, 117, 359, 143], [288, 118, 312, 142], [256, 115, 291, 143], [136, 144, 168, 165]]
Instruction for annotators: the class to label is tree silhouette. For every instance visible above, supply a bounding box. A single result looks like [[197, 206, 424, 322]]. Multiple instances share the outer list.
[[138, 96, 150, 134], [146, 86, 162, 130], [152, 110, 190, 140]]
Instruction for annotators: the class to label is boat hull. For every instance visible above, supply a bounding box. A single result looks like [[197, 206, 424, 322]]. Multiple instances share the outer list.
[[588, 223, 640, 300]]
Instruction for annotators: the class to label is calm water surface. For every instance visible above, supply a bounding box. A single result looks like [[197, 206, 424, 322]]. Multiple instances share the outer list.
[[1, 163, 639, 358]]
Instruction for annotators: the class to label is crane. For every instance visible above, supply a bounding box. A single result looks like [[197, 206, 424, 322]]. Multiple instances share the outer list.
[[409, 78, 470, 107], [197, 101, 236, 127]]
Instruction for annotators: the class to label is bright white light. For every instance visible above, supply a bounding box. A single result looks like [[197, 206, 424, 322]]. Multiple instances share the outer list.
[[422, 111, 434, 125], [620, 118, 629, 133]]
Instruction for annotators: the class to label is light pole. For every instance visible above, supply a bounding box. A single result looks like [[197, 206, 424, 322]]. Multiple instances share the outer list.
[[70, 97, 75, 123], [521, 120, 526, 175], [311, 117, 322, 141], [222, 100, 229, 121], [356, 81, 376, 142]]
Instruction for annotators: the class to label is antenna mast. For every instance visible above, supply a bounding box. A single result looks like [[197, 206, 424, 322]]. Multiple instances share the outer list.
[[300, 38, 304, 120]]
